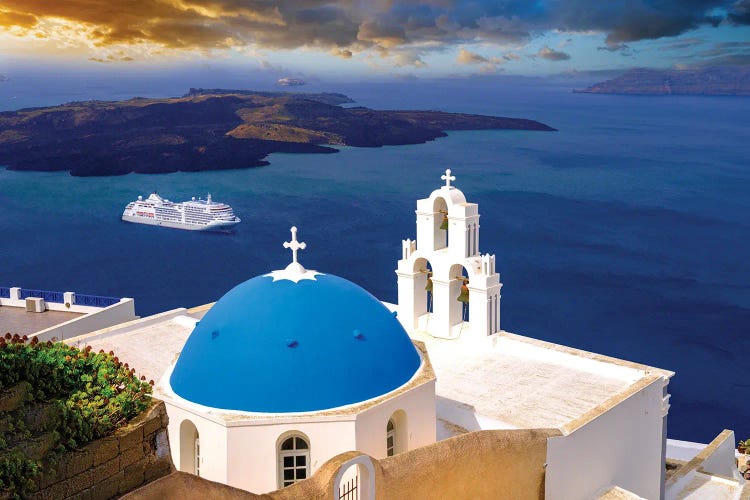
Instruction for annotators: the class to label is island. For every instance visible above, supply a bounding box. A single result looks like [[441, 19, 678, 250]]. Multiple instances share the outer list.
[[0, 88, 555, 176], [574, 66, 750, 96]]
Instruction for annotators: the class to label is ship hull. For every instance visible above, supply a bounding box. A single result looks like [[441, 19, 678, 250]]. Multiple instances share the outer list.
[[121, 215, 240, 232]]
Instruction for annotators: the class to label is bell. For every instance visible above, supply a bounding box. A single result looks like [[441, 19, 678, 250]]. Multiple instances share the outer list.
[[425, 273, 433, 292], [439, 213, 449, 230], [456, 280, 469, 303]]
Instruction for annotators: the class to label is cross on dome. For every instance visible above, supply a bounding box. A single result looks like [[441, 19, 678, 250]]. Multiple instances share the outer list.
[[441, 168, 456, 188], [265, 226, 321, 283], [283, 226, 306, 266]]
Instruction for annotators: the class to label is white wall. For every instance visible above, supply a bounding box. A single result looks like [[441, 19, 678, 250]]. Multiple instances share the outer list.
[[700, 430, 738, 477], [355, 379, 436, 458], [33, 299, 138, 341], [545, 377, 667, 500], [226, 419, 356, 493], [165, 402, 229, 485]]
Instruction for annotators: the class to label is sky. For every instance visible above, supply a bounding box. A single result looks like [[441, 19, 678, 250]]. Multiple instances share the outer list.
[[0, 0, 749, 80]]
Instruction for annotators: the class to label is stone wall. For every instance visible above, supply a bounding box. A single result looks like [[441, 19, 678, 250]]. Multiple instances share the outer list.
[[25, 401, 173, 500]]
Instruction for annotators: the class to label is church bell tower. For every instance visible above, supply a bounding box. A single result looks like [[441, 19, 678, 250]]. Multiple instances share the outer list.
[[396, 169, 502, 339]]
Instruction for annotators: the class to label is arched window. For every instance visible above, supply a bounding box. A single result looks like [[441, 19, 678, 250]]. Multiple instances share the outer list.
[[386, 410, 407, 457], [386, 419, 395, 457], [278, 435, 310, 488]]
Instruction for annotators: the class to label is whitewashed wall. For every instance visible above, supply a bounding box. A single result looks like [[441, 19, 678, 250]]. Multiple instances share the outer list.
[[34, 299, 137, 341], [545, 377, 667, 500], [355, 380, 437, 458], [226, 419, 356, 493], [165, 403, 229, 485]]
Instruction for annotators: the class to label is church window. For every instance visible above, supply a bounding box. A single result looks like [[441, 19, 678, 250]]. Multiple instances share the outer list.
[[386, 419, 395, 456], [279, 435, 310, 488]]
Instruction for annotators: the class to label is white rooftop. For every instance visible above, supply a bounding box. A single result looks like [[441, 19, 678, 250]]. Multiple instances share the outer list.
[[409, 328, 673, 437], [67, 302, 673, 436], [66, 307, 208, 382], [673, 473, 746, 500]]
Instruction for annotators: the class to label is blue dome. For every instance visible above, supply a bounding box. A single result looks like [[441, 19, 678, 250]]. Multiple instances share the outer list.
[[170, 273, 421, 413]]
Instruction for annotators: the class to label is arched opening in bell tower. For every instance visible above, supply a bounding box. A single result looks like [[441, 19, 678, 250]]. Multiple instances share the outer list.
[[413, 258, 434, 317], [432, 197, 448, 250], [449, 264, 471, 327]]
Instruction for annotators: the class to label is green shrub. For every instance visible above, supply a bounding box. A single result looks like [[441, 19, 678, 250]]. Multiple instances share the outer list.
[[0, 334, 153, 497]]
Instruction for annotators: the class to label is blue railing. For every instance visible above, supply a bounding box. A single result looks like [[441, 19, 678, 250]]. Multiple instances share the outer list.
[[2, 287, 120, 307], [19, 289, 65, 303], [74, 294, 120, 308]]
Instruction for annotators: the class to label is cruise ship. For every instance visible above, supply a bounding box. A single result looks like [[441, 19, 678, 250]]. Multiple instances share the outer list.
[[122, 193, 241, 232]]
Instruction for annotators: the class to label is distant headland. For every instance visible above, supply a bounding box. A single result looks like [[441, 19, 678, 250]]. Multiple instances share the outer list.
[[0, 88, 554, 177], [574, 66, 750, 96]]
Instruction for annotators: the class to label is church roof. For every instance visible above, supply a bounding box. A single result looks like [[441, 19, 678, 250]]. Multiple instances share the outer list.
[[169, 245, 421, 413]]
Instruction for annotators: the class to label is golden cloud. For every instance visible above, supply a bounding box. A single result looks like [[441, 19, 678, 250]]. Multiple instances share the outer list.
[[0, 0, 739, 66]]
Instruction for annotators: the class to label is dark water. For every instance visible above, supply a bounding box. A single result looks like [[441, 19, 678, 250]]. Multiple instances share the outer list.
[[0, 78, 748, 442]]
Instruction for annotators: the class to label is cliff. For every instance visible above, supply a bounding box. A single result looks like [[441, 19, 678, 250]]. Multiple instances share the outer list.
[[0, 89, 555, 176], [574, 66, 750, 96]]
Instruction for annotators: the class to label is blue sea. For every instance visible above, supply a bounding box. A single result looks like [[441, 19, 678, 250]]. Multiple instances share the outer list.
[[0, 76, 748, 443]]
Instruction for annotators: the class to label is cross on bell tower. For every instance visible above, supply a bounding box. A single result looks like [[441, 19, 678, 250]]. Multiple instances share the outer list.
[[441, 168, 456, 189]]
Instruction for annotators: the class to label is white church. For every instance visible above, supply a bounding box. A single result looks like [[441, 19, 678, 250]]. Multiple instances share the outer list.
[[60, 170, 747, 499]]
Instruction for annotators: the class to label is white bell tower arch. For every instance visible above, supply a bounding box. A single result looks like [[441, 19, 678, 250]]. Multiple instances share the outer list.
[[396, 169, 502, 339]]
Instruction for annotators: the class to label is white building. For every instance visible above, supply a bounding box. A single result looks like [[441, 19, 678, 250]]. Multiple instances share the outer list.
[[396, 169, 501, 339], [65, 170, 747, 499]]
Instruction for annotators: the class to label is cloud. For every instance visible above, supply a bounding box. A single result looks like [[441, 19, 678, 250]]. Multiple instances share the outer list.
[[596, 43, 634, 56], [457, 48, 489, 64], [597, 43, 629, 52], [0, 9, 37, 28], [728, 0, 750, 24], [0, 0, 746, 64], [660, 37, 705, 50], [456, 48, 505, 73], [538, 46, 570, 61], [331, 48, 353, 58]]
